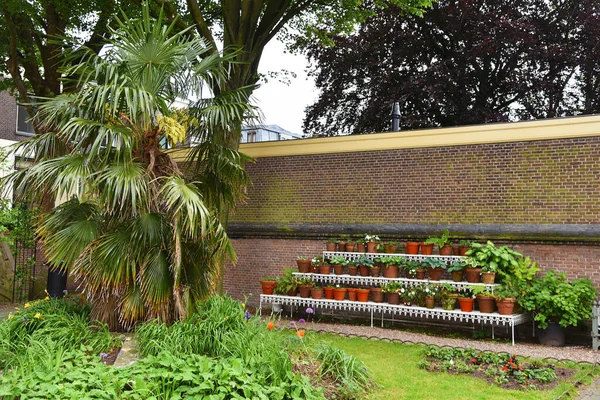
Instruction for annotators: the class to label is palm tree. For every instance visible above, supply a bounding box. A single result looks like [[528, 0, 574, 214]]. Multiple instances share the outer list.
[[3, 5, 256, 328]]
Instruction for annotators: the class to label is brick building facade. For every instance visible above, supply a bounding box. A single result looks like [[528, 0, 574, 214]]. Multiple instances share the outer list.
[[222, 116, 600, 305]]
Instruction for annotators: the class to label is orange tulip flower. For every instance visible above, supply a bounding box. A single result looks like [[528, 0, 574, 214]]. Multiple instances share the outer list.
[[296, 329, 306, 338], [267, 321, 275, 330]]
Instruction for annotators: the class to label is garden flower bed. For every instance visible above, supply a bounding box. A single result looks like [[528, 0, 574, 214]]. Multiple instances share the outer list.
[[419, 345, 577, 391]]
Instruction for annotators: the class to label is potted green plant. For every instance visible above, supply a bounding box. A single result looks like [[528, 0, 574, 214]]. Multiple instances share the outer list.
[[472, 287, 495, 313], [463, 257, 482, 283], [381, 281, 403, 304], [519, 271, 598, 346], [296, 256, 312, 273], [326, 237, 338, 252], [364, 234, 381, 253], [355, 238, 367, 253], [297, 277, 314, 298], [421, 258, 447, 280], [323, 285, 335, 299], [329, 255, 347, 275], [404, 260, 420, 279], [457, 287, 476, 312], [345, 241, 356, 252], [459, 239, 473, 256], [378, 255, 404, 278], [422, 283, 439, 308], [311, 285, 324, 299], [384, 241, 399, 254], [439, 283, 458, 310], [311, 255, 325, 273], [424, 229, 452, 255], [275, 268, 299, 296], [261, 276, 278, 295], [333, 284, 347, 301], [401, 286, 419, 306], [448, 261, 465, 282], [347, 260, 359, 276], [313, 258, 331, 275], [466, 241, 522, 280], [493, 285, 519, 316], [481, 263, 498, 284], [357, 254, 373, 276]]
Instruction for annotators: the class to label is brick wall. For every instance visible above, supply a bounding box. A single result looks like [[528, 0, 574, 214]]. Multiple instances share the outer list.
[[224, 239, 600, 305], [231, 137, 600, 225], [225, 135, 600, 305]]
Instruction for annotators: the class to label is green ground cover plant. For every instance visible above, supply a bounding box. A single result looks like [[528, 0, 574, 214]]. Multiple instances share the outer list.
[[0, 295, 119, 373], [319, 334, 598, 400]]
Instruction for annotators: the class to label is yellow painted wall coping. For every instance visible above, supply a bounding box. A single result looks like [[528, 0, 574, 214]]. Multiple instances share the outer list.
[[172, 115, 600, 160]]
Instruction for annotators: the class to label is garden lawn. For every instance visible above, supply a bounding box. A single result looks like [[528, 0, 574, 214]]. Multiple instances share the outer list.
[[316, 333, 597, 400]]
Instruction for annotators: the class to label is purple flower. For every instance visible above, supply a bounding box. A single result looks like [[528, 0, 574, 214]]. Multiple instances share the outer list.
[[290, 321, 296, 326], [100, 352, 108, 360], [63, 289, 68, 294], [245, 311, 251, 321], [298, 319, 306, 323], [306, 308, 314, 314]]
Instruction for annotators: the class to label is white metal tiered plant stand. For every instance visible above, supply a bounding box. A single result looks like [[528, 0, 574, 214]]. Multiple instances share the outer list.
[[259, 294, 529, 345]]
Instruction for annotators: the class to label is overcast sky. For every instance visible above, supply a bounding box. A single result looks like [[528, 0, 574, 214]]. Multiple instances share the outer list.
[[252, 39, 317, 136]]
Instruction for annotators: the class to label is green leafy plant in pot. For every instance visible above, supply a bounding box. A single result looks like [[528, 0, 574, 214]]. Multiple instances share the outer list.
[[448, 261, 465, 282], [424, 229, 452, 255], [275, 268, 299, 296], [519, 271, 598, 346], [466, 241, 523, 281], [421, 258, 447, 281]]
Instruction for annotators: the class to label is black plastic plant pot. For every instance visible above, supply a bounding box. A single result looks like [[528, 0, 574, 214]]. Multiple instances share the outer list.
[[47, 268, 67, 298]]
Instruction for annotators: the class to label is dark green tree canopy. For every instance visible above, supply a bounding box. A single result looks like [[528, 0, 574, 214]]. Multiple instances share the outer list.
[[302, 0, 600, 136]]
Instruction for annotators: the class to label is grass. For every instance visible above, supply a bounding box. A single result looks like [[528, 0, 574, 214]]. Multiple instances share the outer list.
[[315, 333, 598, 400]]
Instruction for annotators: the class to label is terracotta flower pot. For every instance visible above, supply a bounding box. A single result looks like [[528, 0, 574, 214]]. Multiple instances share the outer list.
[[347, 288, 358, 301], [370, 267, 381, 277], [333, 288, 347, 301], [406, 242, 420, 254], [348, 266, 358, 276], [296, 259, 311, 273], [476, 295, 495, 313], [458, 297, 475, 312], [371, 288, 384, 303], [323, 287, 334, 299], [356, 288, 370, 302], [416, 269, 426, 280], [287, 288, 298, 297], [261, 280, 277, 295], [496, 298, 516, 315], [367, 241, 378, 253], [441, 294, 458, 310], [326, 242, 337, 252], [387, 292, 400, 305], [452, 244, 460, 256], [439, 244, 453, 255], [481, 272, 496, 284], [333, 263, 344, 275], [319, 264, 332, 275], [346, 243, 355, 252], [428, 268, 443, 281], [298, 285, 312, 298], [359, 265, 370, 276], [384, 244, 398, 254], [451, 270, 464, 282], [425, 296, 436, 309], [383, 265, 399, 278], [459, 246, 470, 256], [464, 268, 482, 283], [421, 243, 434, 255], [311, 288, 324, 299], [337, 241, 346, 252], [356, 243, 366, 253]]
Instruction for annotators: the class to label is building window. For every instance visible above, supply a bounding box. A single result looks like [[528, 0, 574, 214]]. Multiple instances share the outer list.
[[16, 105, 35, 136], [247, 131, 257, 143]]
